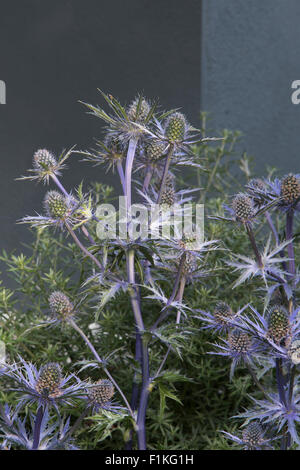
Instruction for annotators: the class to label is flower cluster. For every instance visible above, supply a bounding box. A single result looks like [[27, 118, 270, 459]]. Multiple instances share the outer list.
[[201, 172, 300, 449]]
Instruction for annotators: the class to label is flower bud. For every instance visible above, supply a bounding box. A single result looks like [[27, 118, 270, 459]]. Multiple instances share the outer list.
[[49, 291, 74, 321], [182, 252, 197, 275], [267, 305, 289, 343], [44, 191, 68, 219], [228, 330, 251, 354], [164, 112, 187, 142], [104, 134, 124, 161], [213, 302, 234, 326], [280, 174, 300, 204], [242, 422, 264, 448], [145, 141, 167, 163], [35, 363, 62, 396], [232, 193, 255, 223], [33, 149, 57, 170], [248, 178, 266, 191], [127, 97, 150, 123], [87, 379, 114, 406], [160, 184, 176, 206]]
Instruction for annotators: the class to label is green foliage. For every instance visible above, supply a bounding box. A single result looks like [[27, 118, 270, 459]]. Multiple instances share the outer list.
[[0, 115, 275, 450]]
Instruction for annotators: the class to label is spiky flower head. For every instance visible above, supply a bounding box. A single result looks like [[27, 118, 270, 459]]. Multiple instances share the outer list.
[[87, 379, 114, 407], [127, 97, 150, 123], [213, 302, 234, 326], [145, 140, 167, 163], [35, 363, 62, 397], [160, 184, 176, 206], [104, 134, 124, 161], [49, 291, 74, 321], [280, 174, 300, 204], [44, 191, 68, 219], [232, 193, 255, 223], [267, 305, 290, 344], [242, 422, 265, 449], [164, 112, 187, 143], [248, 178, 266, 191], [33, 149, 57, 171], [228, 329, 252, 354], [182, 252, 197, 275]]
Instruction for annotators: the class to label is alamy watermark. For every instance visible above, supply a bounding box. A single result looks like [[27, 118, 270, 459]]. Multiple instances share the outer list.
[[95, 197, 204, 246], [0, 80, 6, 104], [291, 80, 300, 104]]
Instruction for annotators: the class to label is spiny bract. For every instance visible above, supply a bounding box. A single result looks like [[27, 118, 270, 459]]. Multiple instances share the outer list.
[[35, 363, 62, 397]]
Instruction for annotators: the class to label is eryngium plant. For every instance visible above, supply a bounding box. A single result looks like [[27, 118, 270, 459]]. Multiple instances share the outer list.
[[199, 171, 300, 449], [4, 91, 220, 450]]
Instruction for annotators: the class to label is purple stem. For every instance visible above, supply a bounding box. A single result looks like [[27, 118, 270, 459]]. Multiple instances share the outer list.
[[117, 160, 126, 194], [32, 405, 44, 450], [51, 174, 69, 197], [69, 318, 134, 418], [265, 211, 279, 245], [245, 223, 263, 268], [65, 222, 103, 271]]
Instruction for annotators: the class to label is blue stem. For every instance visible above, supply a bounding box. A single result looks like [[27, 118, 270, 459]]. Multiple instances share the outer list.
[[32, 405, 44, 450]]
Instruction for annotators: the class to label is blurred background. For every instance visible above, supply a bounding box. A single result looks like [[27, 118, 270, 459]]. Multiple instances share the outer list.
[[1, 0, 300, 256], [0, 0, 201, 257]]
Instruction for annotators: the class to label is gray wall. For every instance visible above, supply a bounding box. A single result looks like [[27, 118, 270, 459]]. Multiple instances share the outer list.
[[0, 0, 201, 260], [201, 0, 300, 174]]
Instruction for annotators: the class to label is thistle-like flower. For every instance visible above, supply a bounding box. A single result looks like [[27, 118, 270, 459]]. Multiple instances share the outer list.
[[20, 191, 79, 230], [44, 191, 69, 219], [197, 303, 248, 334], [127, 97, 151, 123], [85, 379, 122, 414], [280, 174, 300, 205], [0, 357, 84, 409], [223, 422, 274, 450], [238, 393, 300, 446], [267, 305, 290, 344], [211, 328, 258, 379], [145, 140, 167, 165], [232, 193, 256, 224], [17, 147, 74, 184], [35, 363, 63, 398], [80, 134, 126, 172], [232, 305, 300, 359], [164, 112, 187, 143], [49, 291, 74, 322], [81, 91, 156, 144], [263, 175, 300, 212], [227, 237, 290, 288]]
